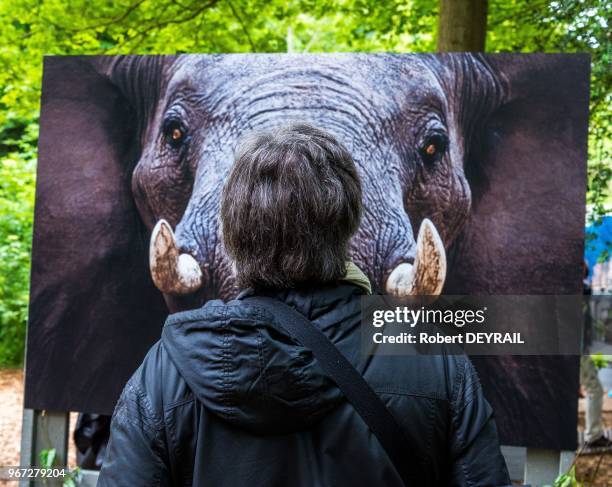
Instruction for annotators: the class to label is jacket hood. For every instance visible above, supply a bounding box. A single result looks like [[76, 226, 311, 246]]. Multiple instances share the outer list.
[[161, 279, 368, 435]]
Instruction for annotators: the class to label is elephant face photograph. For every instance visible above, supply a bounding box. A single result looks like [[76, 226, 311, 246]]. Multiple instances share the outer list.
[[26, 53, 589, 450], [113, 54, 497, 304]]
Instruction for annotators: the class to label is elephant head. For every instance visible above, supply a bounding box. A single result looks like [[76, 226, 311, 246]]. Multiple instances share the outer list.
[[93, 54, 502, 309], [27, 54, 589, 453]]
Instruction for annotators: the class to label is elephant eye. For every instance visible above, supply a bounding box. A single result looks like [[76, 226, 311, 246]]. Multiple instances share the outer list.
[[163, 119, 187, 149], [420, 133, 448, 165], [172, 128, 183, 141]]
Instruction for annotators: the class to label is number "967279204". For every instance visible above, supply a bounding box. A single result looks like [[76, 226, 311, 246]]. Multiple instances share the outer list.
[[0, 466, 69, 480]]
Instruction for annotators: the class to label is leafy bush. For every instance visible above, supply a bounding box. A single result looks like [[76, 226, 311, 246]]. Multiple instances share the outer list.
[[0, 114, 36, 366], [591, 353, 612, 369]]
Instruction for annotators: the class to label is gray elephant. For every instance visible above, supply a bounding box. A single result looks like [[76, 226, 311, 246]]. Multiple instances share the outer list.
[[26, 53, 589, 450], [119, 54, 485, 305]]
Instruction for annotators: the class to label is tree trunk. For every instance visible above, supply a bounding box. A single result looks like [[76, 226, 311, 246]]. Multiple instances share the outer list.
[[437, 0, 488, 51]]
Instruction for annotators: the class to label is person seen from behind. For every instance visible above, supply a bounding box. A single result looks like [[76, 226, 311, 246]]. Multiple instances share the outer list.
[[99, 122, 510, 486]]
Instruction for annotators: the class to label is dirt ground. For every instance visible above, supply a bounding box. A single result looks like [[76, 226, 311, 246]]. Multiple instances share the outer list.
[[0, 369, 77, 470], [0, 369, 22, 467], [1, 368, 611, 485]]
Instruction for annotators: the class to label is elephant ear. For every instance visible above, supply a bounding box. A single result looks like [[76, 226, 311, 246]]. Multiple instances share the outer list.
[[445, 54, 590, 450], [447, 53, 590, 294], [25, 56, 168, 414]]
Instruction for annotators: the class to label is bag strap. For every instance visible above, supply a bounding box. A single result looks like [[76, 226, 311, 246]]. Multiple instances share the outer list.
[[245, 296, 421, 486]]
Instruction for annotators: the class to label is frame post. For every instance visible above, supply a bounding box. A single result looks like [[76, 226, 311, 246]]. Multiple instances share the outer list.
[[524, 448, 575, 486], [19, 409, 69, 487]]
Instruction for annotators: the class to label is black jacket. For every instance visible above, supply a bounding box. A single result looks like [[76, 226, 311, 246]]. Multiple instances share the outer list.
[[99, 284, 510, 486]]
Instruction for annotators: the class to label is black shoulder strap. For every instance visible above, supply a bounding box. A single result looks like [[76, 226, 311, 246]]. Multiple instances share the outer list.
[[245, 296, 421, 486]]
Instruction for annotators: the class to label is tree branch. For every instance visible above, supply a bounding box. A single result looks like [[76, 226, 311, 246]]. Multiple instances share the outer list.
[[226, 0, 257, 52]]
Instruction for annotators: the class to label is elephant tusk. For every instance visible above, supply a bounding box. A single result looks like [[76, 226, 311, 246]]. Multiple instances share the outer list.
[[385, 218, 446, 297], [149, 219, 203, 295]]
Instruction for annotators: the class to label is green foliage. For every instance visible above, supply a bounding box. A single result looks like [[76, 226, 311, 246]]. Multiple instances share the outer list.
[[0, 0, 609, 366], [39, 448, 56, 469], [39, 448, 82, 486], [0, 126, 36, 366], [548, 464, 583, 487], [591, 353, 611, 369]]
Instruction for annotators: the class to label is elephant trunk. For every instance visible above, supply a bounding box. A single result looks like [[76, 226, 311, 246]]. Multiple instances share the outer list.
[[385, 219, 447, 297], [149, 219, 203, 295]]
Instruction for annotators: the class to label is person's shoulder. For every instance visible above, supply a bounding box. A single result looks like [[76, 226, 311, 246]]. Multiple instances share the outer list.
[[443, 353, 481, 407], [124, 340, 194, 419], [165, 297, 266, 325]]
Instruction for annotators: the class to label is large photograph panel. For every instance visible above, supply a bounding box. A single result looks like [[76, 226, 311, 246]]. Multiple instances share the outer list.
[[26, 53, 589, 449]]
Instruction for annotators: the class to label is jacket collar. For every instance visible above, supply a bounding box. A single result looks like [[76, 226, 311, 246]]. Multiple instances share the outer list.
[[340, 261, 371, 294], [235, 262, 371, 319], [236, 262, 371, 300]]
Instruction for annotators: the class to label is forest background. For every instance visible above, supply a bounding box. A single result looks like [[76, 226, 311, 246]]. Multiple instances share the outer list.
[[0, 0, 609, 366]]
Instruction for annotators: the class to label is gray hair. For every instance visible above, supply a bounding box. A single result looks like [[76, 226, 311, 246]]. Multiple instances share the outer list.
[[221, 122, 362, 290]]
